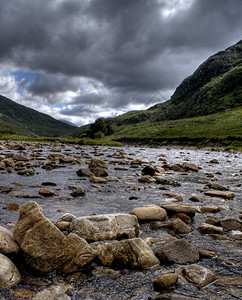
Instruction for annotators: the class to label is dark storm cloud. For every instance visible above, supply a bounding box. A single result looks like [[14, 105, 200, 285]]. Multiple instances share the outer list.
[[0, 0, 242, 124]]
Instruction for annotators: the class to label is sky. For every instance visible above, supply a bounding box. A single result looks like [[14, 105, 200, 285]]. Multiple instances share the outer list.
[[0, 0, 242, 126]]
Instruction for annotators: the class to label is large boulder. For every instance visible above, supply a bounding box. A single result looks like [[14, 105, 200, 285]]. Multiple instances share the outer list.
[[0, 253, 21, 289], [96, 238, 160, 268], [13, 201, 97, 273], [0, 225, 20, 255], [88, 158, 108, 177], [68, 213, 139, 243], [156, 239, 200, 264], [130, 205, 167, 221]]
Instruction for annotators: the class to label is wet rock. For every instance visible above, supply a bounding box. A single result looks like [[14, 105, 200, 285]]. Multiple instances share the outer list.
[[0, 226, 20, 254], [9, 288, 36, 299], [3, 202, 20, 210], [220, 218, 242, 231], [68, 186, 86, 197], [89, 158, 108, 177], [14, 154, 29, 161], [152, 273, 178, 290], [198, 248, 218, 258], [163, 193, 183, 201], [206, 216, 221, 226], [168, 218, 192, 234], [39, 188, 58, 197], [189, 194, 205, 202], [204, 190, 234, 199], [156, 239, 200, 264], [138, 175, 156, 183], [210, 159, 219, 164], [2, 158, 15, 168], [182, 162, 198, 172], [197, 223, 223, 234], [142, 165, 156, 176], [200, 205, 220, 213], [217, 276, 242, 286], [32, 284, 73, 300], [130, 205, 167, 221], [161, 203, 196, 218], [106, 176, 120, 182], [181, 264, 216, 287], [171, 164, 185, 172], [76, 168, 94, 177], [68, 213, 139, 243], [97, 238, 160, 269], [205, 182, 229, 191], [58, 213, 76, 223], [171, 213, 192, 224], [59, 155, 76, 163], [55, 221, 70, 231], [155, 176, 181, 186], [90, 176, 108, 184], [17, 168, 35, 176], [41, 182, 57, 186], [0, 253, 21, 289], [13, 201, 97, 273]]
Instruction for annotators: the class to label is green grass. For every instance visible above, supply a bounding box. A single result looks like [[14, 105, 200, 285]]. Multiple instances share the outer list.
[[107, 107, 242, 150]]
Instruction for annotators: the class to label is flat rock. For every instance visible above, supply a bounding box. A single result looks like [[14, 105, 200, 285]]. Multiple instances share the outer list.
[[13, 201, 97, 273], [161, 203, 196, 218], [155, 176, 180, 186], [0, 226, 20, 255], [39, 188, 58, 197], [189, 194, 205, 202], [90, 176, 108, 184], [68, 213, 139, 243], [97, 238, 160, 269], [138, 175, 156, 183], [0, 253, 21, 289], [130, 205, 167, 221], [181, 264, 216, 287], [32, 284, 73, 300], [197, 223, 223, 234], [204, 190, 234, 199], [156, 239, 200, 264], [200, 206, 220, 213], [221, 218, 242, 231]]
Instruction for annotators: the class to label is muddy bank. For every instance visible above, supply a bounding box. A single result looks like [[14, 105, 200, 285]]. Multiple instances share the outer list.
[[0, 141, 241, 299]]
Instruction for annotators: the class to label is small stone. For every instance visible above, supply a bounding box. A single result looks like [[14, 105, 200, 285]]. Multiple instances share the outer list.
[[205, 183, 229, 191], [169, 218, 192, 234], [39, 188, 58, 197], [182, 162, 198, 172], [17, 168, 35, 176], [152, 273, 178, 290], [90, 176, 108, 184], [3, 202, 20, 210], [68, 186, 86, 197], [189, 194, 205, 202], [9, 288, 36, 299], [171, 213, 192, 224], [142, 165, 156, 176], [138, 175, 156, 183], [55, 221, 70, 231], [0, 226, 20, 254], [197, 223, 223, 234], [200, 206, 220, 213], [204, 190, 234, 199], [130, 205, 167, 221]]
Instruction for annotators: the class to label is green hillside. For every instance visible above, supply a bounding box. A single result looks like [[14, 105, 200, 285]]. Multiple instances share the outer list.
[[0, 95, 76, 137]]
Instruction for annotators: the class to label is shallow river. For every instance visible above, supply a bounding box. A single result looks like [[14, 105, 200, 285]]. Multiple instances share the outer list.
[[0, 142, 241, 299]]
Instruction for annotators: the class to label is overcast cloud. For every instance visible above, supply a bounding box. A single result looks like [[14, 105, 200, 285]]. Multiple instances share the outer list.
[[0, 0, 241, 125]]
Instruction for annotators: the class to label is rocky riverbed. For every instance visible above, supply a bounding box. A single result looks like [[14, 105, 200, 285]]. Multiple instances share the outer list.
[[0, 141, 241, 300]]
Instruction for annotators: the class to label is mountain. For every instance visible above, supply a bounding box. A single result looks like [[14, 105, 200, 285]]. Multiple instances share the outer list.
[[107, 40, 242, 126], [75, 40, 242, 149], [0, 95, 77, 137]]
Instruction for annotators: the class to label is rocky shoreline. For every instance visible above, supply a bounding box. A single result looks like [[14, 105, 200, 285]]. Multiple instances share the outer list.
[[0, 141, 241, 299]]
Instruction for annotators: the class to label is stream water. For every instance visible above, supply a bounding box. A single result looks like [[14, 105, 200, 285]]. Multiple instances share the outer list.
[[0, 142, 241, 299]]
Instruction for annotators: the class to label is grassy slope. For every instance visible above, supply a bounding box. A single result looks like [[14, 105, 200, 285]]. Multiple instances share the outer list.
[[108, 107, 242, 150]]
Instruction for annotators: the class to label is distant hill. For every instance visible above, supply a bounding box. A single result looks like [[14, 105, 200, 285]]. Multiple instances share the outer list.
[[0, 95, 77, 137]]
